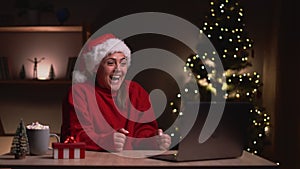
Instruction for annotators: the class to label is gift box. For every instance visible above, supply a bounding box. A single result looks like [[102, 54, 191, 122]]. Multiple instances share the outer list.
[[52, 142, 86, 159]]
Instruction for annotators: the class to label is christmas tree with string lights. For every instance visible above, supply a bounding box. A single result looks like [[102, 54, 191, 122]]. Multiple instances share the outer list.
[[169, 0, 271, 155]]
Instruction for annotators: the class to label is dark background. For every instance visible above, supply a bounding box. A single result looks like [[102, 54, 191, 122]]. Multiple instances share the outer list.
[[0, 0, 299, 168]]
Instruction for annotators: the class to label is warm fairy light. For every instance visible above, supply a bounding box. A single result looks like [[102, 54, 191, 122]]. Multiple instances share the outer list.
[[183, 66, 187, 72], [176, 0, 271, 156]]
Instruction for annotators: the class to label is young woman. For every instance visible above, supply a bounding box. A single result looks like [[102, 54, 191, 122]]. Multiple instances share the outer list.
[[61, 34, 171, 152]]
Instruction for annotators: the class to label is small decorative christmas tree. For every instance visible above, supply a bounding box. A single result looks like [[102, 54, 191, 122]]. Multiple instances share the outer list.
[[10, 119, 29, 159], [19, 64, 26, 79], [48, 64, 55, 80]]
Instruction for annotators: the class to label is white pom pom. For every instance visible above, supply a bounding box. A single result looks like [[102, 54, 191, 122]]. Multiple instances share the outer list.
[[72, 71, 87, 83]]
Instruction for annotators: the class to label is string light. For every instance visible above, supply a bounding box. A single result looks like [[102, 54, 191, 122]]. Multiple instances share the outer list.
[[170, 0, 271, 156]]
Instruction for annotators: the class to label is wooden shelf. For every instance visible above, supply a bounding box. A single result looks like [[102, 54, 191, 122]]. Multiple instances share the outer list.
[[0, 79, 72, 85], [0, 26, 83, 33]]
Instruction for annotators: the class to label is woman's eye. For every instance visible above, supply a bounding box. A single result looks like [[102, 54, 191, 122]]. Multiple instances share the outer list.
[[120, 61, 127, 66], [107, 61, 115, 65]]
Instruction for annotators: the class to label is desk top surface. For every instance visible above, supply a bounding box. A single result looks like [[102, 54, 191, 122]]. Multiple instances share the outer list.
[[0, 150, 278, 168]]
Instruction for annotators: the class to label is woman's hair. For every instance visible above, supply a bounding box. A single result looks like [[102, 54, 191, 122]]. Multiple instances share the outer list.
[[115, 82, 127, 110]]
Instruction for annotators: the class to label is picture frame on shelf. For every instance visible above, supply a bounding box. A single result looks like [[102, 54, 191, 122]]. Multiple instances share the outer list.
[[66, 57, 77, 80]]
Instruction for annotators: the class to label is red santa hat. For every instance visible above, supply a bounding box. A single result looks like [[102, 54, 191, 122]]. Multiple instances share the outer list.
[[73, 33, 131, 83]]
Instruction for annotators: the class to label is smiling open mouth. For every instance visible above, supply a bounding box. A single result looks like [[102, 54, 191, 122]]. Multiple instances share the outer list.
[[110, 75, 121, 84]]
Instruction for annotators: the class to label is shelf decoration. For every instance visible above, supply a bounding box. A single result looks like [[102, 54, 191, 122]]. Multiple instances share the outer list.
[[0, 56, 10, 80], [28, 57, 45, 80], [48, 64, 55, 80], [19, 64, 26, 79]]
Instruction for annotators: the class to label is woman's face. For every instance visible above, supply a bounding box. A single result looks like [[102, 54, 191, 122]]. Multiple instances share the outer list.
[[96, 52, 128, 92]]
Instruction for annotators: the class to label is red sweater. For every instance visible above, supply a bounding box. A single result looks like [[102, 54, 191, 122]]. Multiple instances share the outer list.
[[61, 80, 159, 151]]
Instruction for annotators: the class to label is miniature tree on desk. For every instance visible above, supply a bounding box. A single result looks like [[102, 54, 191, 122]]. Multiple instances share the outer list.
[[10, 119, 29, 159]]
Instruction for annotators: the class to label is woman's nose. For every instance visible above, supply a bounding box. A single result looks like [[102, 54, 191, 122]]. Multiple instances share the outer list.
[[114, 63, 121, 71]]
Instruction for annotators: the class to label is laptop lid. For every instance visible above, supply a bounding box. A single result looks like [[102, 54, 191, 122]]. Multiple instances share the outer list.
[[151, 101, 251, 162]]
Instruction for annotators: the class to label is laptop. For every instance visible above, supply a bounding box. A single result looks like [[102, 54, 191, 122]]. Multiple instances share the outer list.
[[149, 101, 251, 162]]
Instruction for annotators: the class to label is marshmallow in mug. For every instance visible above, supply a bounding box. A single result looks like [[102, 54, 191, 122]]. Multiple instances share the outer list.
[[26, 122, 49, 130]]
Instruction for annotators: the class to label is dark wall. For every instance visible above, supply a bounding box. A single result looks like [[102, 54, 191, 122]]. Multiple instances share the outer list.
[[1, 0, 300, 168], [275, 0, 300, 168]]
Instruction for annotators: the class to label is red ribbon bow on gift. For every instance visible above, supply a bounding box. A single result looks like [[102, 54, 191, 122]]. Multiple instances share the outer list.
[[64, 136, 76, 143]]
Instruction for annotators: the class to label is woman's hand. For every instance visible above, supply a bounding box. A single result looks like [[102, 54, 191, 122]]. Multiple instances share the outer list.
[[156, 129, 171, 150], [113, 128, 129, 152]]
